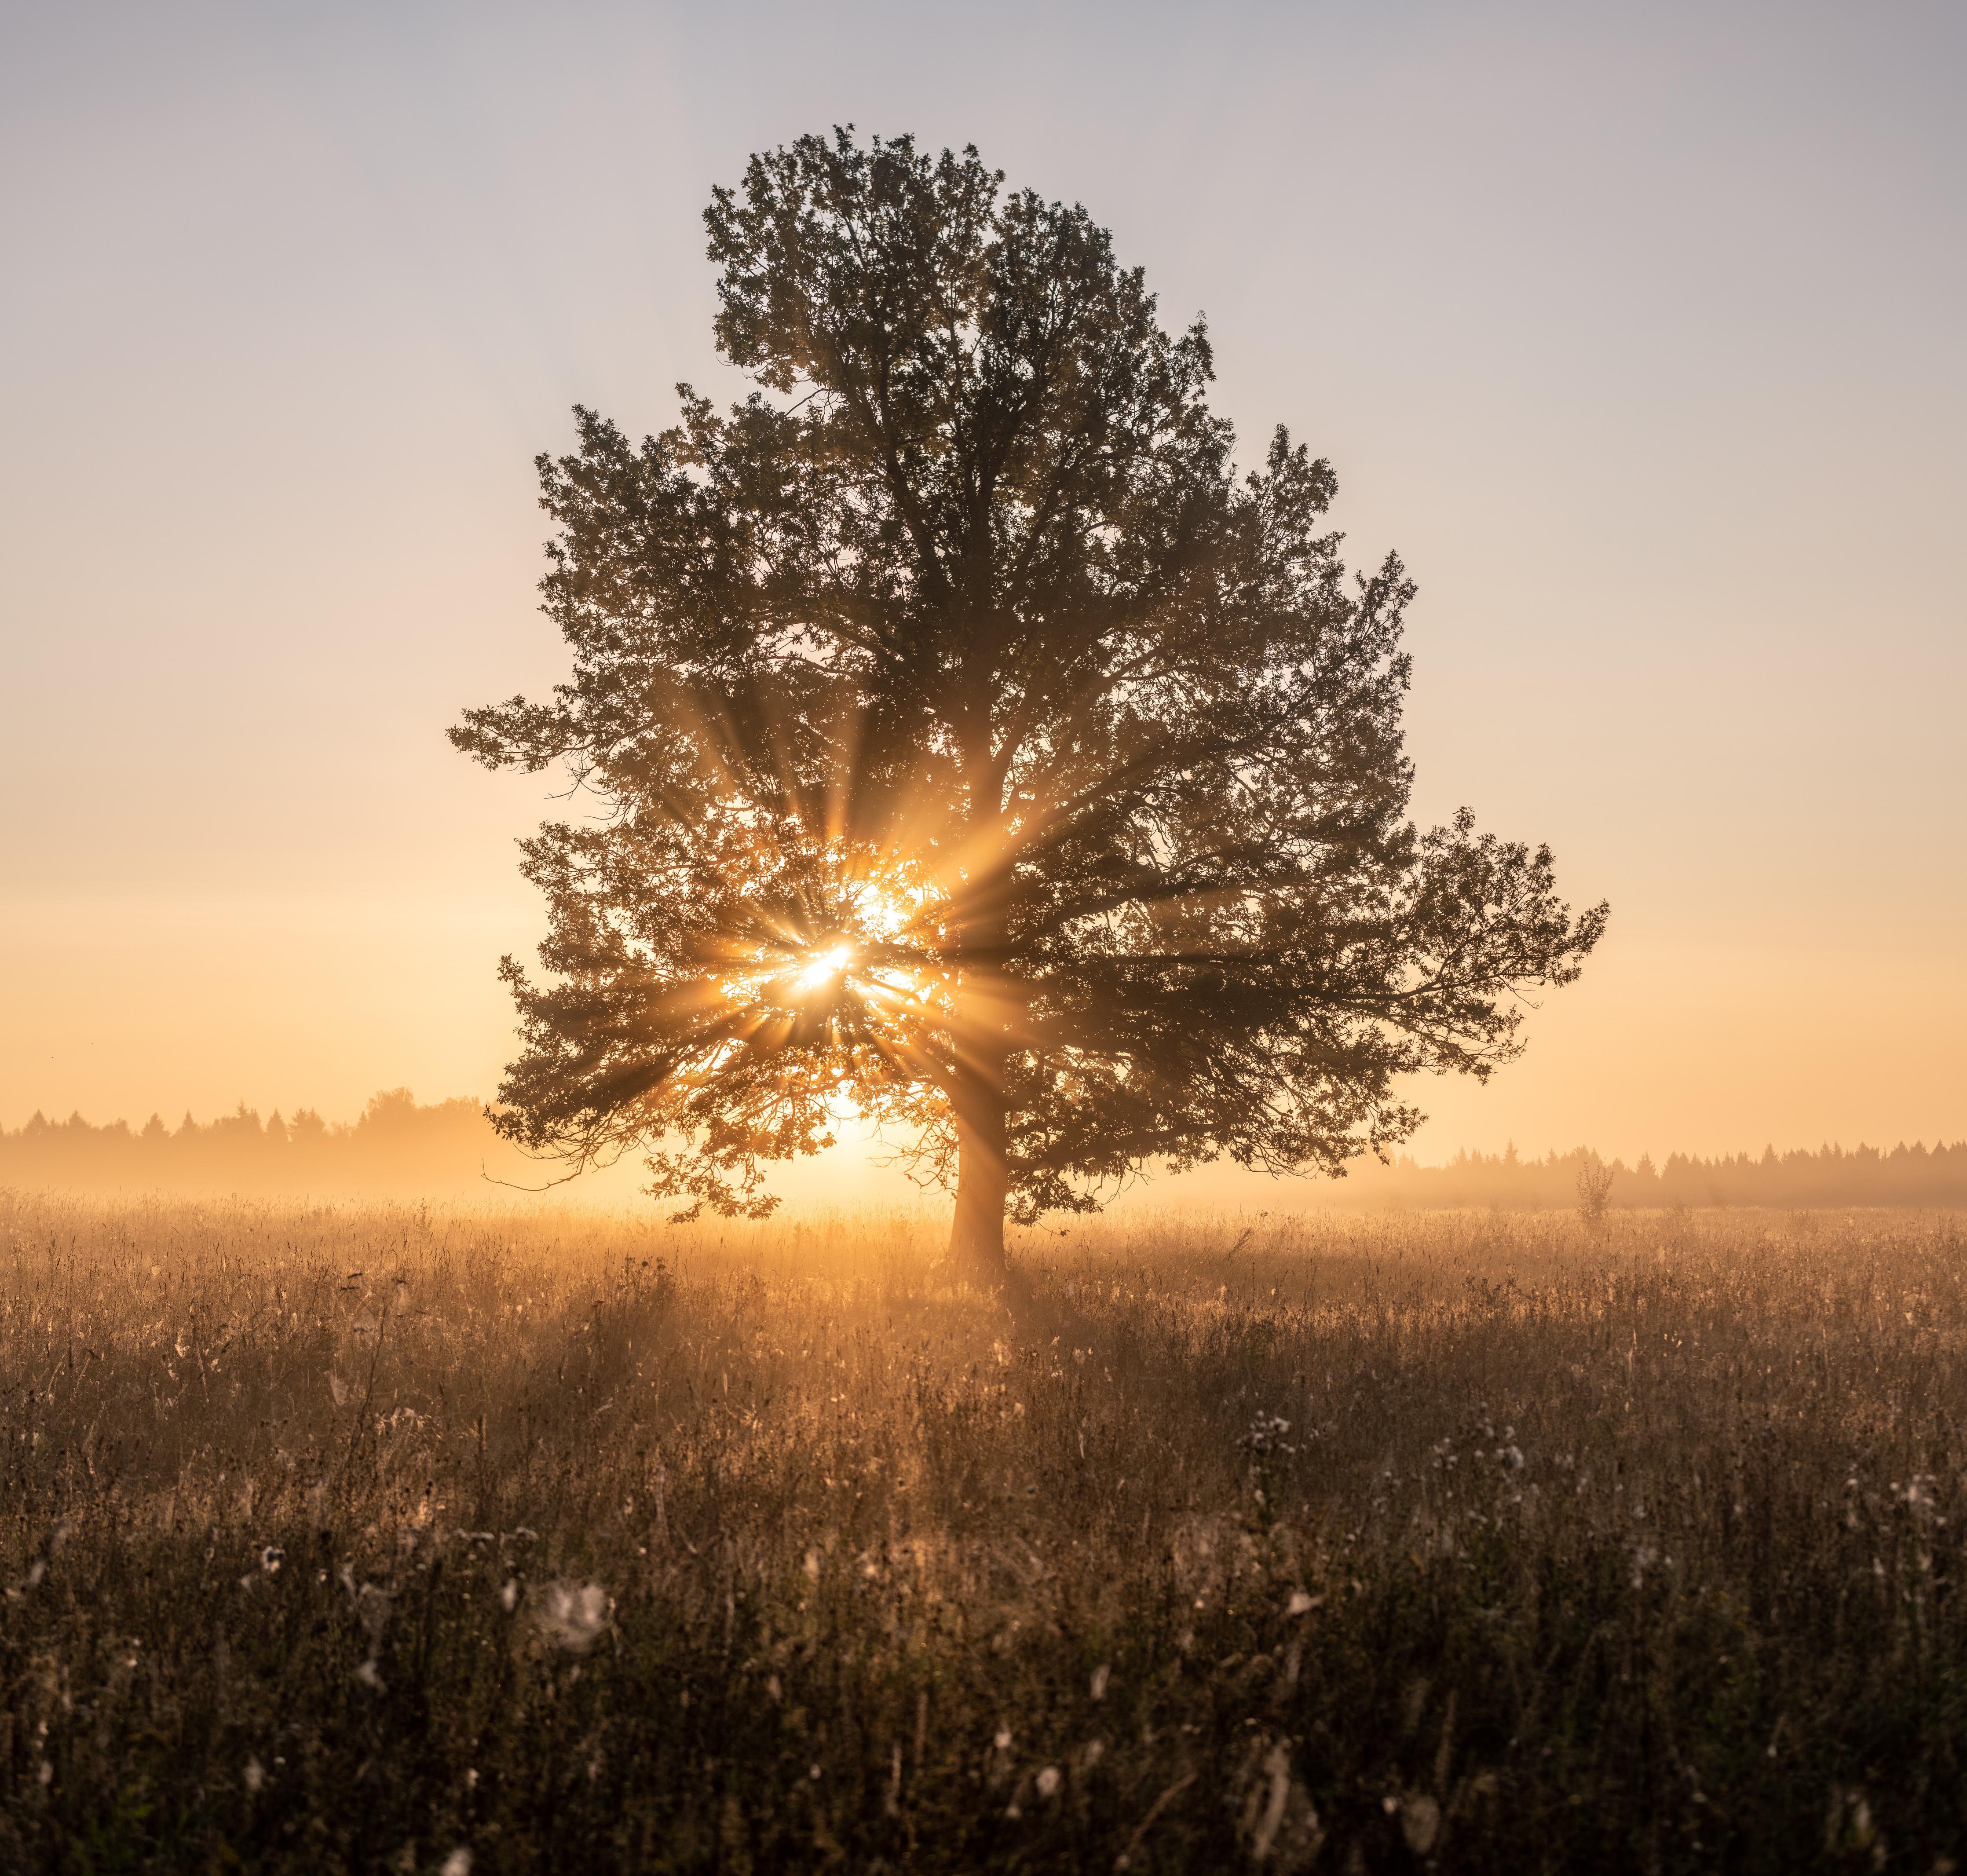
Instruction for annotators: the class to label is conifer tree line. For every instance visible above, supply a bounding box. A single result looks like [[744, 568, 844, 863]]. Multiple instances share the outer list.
[[1350, 1141, 1967, 1213], [0, 1092, 518, 1198], [4, 1098, 1963, 1210]]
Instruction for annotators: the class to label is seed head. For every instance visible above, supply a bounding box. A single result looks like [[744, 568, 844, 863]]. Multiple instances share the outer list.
[[534, 1579, 611, 1653]]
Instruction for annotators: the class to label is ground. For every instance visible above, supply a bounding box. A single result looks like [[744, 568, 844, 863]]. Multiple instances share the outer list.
[[3, 1192, 1964, 1871]]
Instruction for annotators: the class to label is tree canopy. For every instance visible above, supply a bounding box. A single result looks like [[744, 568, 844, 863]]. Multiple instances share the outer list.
[[453, 128, 1607, 1275]]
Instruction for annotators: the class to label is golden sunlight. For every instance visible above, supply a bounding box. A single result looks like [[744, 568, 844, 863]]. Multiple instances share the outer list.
[[795, 943, 852, 990]]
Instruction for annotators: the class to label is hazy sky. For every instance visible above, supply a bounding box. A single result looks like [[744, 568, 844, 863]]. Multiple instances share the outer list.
[[3, 0, 1963, 1179]]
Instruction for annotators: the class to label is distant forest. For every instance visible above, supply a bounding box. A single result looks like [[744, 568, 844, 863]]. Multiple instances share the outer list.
[[1346, 1141, 1967, 1212], [1, 1092, 1963, 1210], [0, 1090, 553, 1200]]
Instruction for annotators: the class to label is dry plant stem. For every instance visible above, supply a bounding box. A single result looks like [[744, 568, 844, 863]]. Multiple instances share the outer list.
[[335, 1298, 388, 1499], [4, 1193, 1967, 1873], [1117, 1770, 1198, 1869]]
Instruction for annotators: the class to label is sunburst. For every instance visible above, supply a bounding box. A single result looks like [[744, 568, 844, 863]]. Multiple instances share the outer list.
[[793, 943, 852, 991]]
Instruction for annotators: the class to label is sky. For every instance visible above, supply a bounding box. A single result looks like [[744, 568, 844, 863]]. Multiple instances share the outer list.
[[2, 0, 1963, 1188]]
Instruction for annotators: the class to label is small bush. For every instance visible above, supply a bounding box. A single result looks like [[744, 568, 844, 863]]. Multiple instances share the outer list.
[[1576, 1158, 1616, 1225]]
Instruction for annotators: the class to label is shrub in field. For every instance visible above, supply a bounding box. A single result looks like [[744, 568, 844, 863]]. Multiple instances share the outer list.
[[3, 1193, 1967, 1870], [1575, 1158, 1616, 1226]]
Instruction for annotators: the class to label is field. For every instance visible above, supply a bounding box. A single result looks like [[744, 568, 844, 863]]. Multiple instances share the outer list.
[[4, 1193, 1967, 1872]]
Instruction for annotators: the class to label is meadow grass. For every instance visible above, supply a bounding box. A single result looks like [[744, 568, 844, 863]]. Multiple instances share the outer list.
[[4, 1191, 1967, 1872]]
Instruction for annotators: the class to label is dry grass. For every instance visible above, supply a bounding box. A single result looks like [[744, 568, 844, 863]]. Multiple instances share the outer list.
[[4, 1191, 1967, 1871]]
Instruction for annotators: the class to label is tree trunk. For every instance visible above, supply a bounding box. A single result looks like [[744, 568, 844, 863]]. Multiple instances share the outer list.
[[944, 831, 1014, 1287], [948, 1083, 1009, 1285], [945, 956, 1011, 1284]]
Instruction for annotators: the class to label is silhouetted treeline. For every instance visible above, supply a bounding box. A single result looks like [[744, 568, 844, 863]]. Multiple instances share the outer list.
[[1341, 1141, 1967, 1211], [3, 1096, 1963, 1210], [0, 1090, 555, 1198]]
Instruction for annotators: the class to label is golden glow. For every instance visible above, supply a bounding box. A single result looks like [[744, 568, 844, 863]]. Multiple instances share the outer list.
[[796, 944, 852, 990]]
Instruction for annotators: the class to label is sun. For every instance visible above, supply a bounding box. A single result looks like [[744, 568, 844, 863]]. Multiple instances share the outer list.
[[794, 943, 852, 991], [711, 866, 945, 1023]]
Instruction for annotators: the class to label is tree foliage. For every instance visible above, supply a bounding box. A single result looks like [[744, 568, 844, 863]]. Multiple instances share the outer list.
[[453, 129, 1606, 1255]]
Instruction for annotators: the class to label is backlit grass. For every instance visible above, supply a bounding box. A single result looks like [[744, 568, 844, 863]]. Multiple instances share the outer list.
[[4, 1192, 1966, 1871]]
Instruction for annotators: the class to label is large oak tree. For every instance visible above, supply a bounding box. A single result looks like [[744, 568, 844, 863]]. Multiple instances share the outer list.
[[453, 130, 1606, 1280]]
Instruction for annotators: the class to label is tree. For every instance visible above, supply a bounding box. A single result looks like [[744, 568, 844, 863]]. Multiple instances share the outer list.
[[453, 129, 1607, 1282]]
